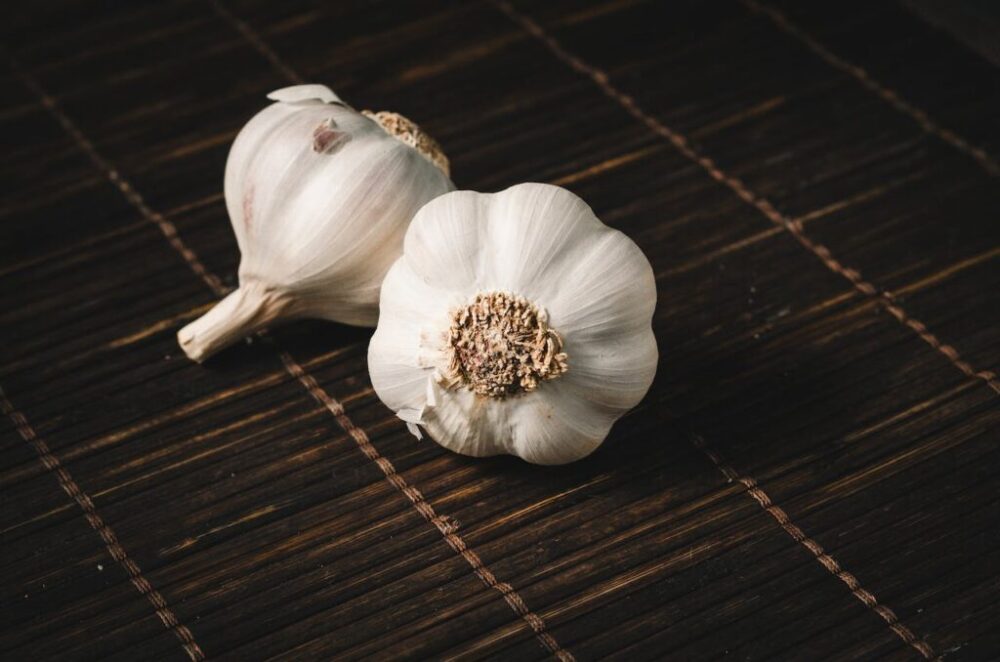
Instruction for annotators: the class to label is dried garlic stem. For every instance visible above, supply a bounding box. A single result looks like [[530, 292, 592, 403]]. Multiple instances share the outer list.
[[178, 282, 289, 363], [361, 110, 450, 177], [445, 291, 568, 399]]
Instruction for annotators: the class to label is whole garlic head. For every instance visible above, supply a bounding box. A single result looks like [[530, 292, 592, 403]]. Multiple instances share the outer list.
[[368, 183, 658, 465], [178, 84, 454, 362]]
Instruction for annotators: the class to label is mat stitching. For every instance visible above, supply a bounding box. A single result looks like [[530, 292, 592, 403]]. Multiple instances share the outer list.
[[0, 387, 205, 661], [207, 0, 304, 84], [494, 2, 943, 656], [741, 0, 1000, 178], [691, 434, 935, 659], [493, 1, 1000, 402], [276, 351, 569, 658], [11, 46, 571, 662], [10, 68, 226, 298]]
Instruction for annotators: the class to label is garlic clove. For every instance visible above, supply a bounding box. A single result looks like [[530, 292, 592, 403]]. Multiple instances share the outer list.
[[483, 181, 605, 296], [421, 378, 615, 465], [401, 190, 492, 294], [367, 260, 456, 399], [506, 380, 616, 464], [422, 386, 506, 459], [178, 84, 454, 363], [368, 183, 658, 465], [491, 185, 657, 340], [563, 329, 659, 410]]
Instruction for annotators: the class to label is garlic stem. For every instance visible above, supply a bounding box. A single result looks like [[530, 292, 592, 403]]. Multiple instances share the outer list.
[[178, 282, 290, 363]]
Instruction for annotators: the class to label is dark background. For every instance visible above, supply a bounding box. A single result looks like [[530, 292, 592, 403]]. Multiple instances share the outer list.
[[2, 1, 999, 660]]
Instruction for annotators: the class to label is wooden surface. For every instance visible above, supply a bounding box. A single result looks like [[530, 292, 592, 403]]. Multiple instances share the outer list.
[[3, 1, 999, 659]]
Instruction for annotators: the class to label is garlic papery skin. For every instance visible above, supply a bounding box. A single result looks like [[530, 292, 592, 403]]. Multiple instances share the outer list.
[[178, 84, 454, 362], [367, 183, 658, 465]]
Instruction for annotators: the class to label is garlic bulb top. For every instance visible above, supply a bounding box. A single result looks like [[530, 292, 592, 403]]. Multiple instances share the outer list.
[[368, 183, 658, 465], [178, 84, 454, 362]]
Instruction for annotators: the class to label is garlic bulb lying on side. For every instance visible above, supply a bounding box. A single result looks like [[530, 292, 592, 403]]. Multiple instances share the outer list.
[[178, 84, 454, 362], [368, 183, 658, 465]]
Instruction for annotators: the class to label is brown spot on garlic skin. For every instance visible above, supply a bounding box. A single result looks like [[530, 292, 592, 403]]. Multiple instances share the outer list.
[[445, 291, 568, 399], [312, 118, 350, 154]]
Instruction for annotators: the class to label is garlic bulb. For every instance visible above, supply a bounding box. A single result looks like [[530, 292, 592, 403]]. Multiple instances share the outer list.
[[368, 183, 658, 465], [178, 84, 454, 362]]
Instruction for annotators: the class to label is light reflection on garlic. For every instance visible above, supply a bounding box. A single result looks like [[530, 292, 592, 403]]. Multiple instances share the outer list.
[[368, 183, 658, 465], [178, 84, 454, 362]]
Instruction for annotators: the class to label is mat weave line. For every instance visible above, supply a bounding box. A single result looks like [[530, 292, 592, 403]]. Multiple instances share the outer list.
[[691, 434, 935, 659], [0, 387, 205, 661], [742, 0, 1000, 178]]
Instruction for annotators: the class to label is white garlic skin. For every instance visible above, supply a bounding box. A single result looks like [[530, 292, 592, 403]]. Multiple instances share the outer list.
[[178, 84, 454, 362], [368, 183, 658, 465]]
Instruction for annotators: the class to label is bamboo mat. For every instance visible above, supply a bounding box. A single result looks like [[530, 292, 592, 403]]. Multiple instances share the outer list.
[[3, 1, 1000, 659]]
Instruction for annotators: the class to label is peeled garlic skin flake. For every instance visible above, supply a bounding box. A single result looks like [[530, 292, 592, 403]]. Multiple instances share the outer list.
[[368, 183, 658, 465], [178, 84, 454, 362]]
